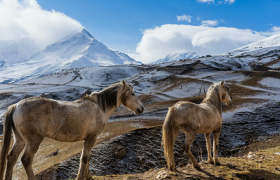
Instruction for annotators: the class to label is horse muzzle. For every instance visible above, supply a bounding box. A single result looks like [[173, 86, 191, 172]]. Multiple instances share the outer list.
[[226, 100, 232, 105], [135, 106, 144, 115]]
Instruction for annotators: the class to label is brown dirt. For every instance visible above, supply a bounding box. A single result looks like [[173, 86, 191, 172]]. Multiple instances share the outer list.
[[91, 137, 280, 180]]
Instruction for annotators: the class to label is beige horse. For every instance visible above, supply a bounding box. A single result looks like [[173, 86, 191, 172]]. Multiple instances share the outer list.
[[162, 81, 231, 171], [0, 80, 144, 180]]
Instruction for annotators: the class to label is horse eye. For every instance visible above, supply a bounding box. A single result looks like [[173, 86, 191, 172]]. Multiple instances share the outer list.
[[132, 93, 135, 96]]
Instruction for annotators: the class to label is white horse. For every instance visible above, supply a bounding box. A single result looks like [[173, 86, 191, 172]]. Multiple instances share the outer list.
[[162, 81, 231, 171], [0, 80, 144, 180]]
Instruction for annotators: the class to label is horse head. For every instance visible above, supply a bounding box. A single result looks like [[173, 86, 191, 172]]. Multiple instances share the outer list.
[[220, 81, 232, 105], [120, 80, 144, 115]]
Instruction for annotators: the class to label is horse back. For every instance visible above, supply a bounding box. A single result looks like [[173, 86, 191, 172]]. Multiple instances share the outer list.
[[13, 97, 102, 142], [173, 101, 222, 134]]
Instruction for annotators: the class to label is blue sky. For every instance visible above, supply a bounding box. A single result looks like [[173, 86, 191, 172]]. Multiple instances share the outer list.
[[36, 0, 280, 51], [1, 0, 280, 62]]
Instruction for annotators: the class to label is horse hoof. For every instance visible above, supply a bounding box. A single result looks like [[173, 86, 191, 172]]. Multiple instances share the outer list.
[[207, 159, 214, 164], [194, 165, 201, 170], [214, 161, 221, 166]]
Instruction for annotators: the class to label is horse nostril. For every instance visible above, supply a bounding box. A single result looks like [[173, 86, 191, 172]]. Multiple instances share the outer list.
[[141, 106, 144, 113]]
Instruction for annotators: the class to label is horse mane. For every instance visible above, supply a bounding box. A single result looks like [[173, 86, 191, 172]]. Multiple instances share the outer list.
[[202, 82, 222, 114], [84, 83, 119, 112]]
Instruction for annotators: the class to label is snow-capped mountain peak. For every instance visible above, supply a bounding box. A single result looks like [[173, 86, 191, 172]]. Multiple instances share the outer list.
[[0, 29, 141, 83], [152, 50, 199, 64]]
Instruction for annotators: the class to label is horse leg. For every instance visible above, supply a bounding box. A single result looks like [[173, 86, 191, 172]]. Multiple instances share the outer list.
[[77, 135, 97, 180], [213, 129, 221, 166], [21, 137, 43, 180], [5, 129, 25, 180], [182, 130, 200, 169], [204, 133, 214, 164]]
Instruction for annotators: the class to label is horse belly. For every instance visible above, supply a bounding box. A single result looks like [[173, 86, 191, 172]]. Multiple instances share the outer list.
[[50, 117, 94, 142]]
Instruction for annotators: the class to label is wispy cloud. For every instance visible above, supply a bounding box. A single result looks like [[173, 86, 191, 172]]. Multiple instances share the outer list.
[[201, 20, 218, 27], [225, 0, 235, 4], [197, 0, 235, 4], [177, 14, 192, 22], [197, 0, 215, 3], [271, 26, 280, 32], [129, 24, 278, 63], [0, 0, 83, 49]]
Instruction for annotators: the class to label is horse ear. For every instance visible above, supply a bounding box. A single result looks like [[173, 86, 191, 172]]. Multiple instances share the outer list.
[[221, 80, 225, 86], [122, 80, 127, 88]]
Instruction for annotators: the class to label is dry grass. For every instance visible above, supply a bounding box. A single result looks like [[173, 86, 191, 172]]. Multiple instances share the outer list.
[[91, 138, 280, 180]]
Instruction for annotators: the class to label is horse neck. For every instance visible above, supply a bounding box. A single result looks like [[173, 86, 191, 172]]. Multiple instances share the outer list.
[[98, 88, 123, 120], [103, 104, 119, 120], [204, 87, 222, 114]]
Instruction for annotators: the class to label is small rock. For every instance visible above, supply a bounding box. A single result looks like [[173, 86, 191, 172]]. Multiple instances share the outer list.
[[156, 170, 171, 179], [46, 149, 59, 158], [257, 136, 271, 142], [248, 151, 253, 155], [114, 144, 126, 159], [247, 151, 256, 158]]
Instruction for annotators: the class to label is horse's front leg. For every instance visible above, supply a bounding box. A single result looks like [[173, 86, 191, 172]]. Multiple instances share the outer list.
[[213, 128, 221, 166], [77, 135, 97, 180], [204, 133, 214, 164]]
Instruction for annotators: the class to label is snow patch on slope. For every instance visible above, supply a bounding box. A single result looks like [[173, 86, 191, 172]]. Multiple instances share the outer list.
[[152, 51, 199, 64]]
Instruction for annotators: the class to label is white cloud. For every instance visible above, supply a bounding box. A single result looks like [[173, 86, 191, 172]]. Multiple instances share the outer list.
[[225, 0, 235, 4], [201, 20, 218, 27], [0, 0, 83, 49], [271, 26, 280, 32], [197, 0, 235, 4], [177, 14, 192, 22], [197, 0, 215, 3], [129, 24, 275, 63]]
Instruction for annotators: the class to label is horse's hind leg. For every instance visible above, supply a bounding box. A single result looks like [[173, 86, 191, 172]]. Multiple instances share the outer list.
[[5, 129, 25, 180], [213, 128, 221, 166], [182, 130, 200, 169], [21, 137, 43, 180], [204, 133, 214, 164], [77, 135, 97, 180]]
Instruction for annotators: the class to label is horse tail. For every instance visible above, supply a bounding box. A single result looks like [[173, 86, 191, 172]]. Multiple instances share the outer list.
[[0, 105, 16, 180], [162, 106, 179, 171]]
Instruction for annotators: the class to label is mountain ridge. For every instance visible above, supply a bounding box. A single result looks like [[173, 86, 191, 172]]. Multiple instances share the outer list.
[[0, 29, 140, 83], [151, 51, 199, 64]]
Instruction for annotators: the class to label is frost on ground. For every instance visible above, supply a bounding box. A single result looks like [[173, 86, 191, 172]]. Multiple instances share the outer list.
[[259, 77, 280, 89]]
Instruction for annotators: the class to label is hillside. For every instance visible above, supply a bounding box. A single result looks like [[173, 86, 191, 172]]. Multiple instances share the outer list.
[[1, 61, 280, 179]]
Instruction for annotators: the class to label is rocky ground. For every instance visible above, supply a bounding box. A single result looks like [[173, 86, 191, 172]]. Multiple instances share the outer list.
[[37, 129, 280, 180]]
